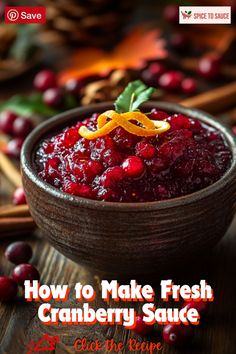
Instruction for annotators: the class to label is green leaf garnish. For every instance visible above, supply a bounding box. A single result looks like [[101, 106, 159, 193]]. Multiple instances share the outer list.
[[114, 80, 156, 113], [0, 94, 59, 117]]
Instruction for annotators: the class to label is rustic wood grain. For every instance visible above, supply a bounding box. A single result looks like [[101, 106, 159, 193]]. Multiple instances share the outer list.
[[0, 219, 236, 354]]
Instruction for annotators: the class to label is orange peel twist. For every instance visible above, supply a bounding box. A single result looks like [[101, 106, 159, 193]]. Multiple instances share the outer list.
[[79, 110, 170, 140]]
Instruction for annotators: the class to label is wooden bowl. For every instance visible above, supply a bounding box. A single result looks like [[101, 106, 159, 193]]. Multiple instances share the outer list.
[[21, 102, 236, 275]]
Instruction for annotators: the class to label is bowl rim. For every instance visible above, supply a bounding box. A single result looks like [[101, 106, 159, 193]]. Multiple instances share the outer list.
[[21, 101, 236, 211]]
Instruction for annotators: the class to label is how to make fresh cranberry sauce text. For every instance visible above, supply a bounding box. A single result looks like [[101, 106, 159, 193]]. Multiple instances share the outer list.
[[25, 279, 214, 327], [35, 109, 231, 202]]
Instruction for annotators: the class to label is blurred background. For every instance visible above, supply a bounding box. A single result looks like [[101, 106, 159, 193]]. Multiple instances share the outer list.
[[0, 0, 236, 153]]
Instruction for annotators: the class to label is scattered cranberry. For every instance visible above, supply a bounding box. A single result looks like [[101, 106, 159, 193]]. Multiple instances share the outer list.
[[141, 63, 165, 86], [12, 264, 40, 286], [0, 276, 18, 302], [198, 55, 221, 79], [164, 5, 179, 24], [169, 33, 188, 51], [12, 117, 34, 138], [34, 70, 57, 92], [232, 126, 236, 135], [12, 187, 26, 205], [163, 324, 194, 347], [182, 300, 208, 317], [65, 78, 85, 95], [122, 156, 145, 178], [43, 88, 63, 108], [133, 314, 154, 335], [181, 78, 197, 95], [158, 71, 183, 91], [0, 111, 17, 135], [5, 242, 32, 265], [5, 137, 24, 158]]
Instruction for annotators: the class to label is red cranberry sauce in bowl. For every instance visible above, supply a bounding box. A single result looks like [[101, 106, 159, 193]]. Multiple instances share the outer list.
[[35, 109, 232, 202]]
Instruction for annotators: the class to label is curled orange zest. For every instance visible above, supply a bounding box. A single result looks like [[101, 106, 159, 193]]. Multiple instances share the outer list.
[[79, 110, 170, 140]]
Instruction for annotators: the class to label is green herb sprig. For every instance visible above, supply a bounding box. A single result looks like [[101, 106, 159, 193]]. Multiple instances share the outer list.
[[114, 80, 156, 113]]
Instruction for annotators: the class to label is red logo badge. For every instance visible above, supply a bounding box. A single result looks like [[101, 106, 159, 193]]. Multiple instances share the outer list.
[[26, 334, 60, 354], [5, 6, 46, 24]]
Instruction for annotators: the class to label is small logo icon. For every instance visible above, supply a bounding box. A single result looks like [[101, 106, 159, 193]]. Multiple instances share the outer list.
[[5, 6, 46, 24], [181, 10, 192, 19], [6, 8, 19, 21], [26, 334, 60, 354]]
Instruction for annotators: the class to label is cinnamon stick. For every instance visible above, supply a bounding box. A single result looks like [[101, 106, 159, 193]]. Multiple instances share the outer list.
[[180, 57, 236, 79], [0, 216, 35, 233], [180, 81, 236, 113], [0, 151, 22, 187], [0, 204, 30, 218]]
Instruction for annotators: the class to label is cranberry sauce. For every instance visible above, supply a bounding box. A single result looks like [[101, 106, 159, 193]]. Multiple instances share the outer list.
[[35, 110, 232, 202]]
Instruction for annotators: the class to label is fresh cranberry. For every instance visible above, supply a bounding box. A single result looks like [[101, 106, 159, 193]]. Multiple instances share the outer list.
[[77, 160, 102, 183], [182, 300, 208, 317], [62, 128, 79, 148], [5, 241, 32, 265], [64, 78, 86, 95], [136, 142, 156, 159], [62, 180, 93, 198], [122, 156, 145, 178], [181, 78, 197, 95], [141, 63, 165, 86], [12, 187, 26, 205], [133, 314, 154, 336], [149, 109, 169, 120], [5, 137, 24, 158], [0, 111, 17, 135], [101, 166, 125, 188], [163, 324, 194, 347], [87, 160, 103, 176], [44, 157, 61, 182], [43, 88, 63, 108], [166, 114, 192, 130], [198, 55, 221, 79], [12, 117, 34, 138], [0, 276, 18, 301], [158, 71, 183, 91], [12, 264, 40, 286], [164, 5, 179, 24], [102, 149, 123, 167], [34, 70, 57, 92], [76, 184, 93, 198], [169, 33, 188, 51]]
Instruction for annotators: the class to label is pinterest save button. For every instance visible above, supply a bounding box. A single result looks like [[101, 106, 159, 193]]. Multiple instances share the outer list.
[[5, 6, 46, 24]]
